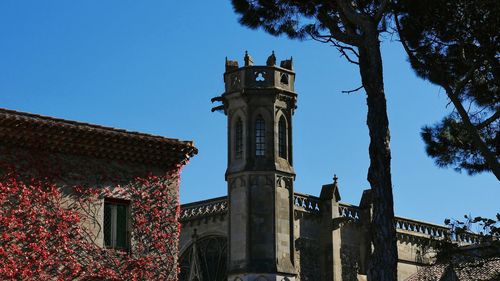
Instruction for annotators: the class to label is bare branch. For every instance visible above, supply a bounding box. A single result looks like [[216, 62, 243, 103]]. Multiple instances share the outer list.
[[309, 31, 359, 64], [467, 99, 473, 114], [336, 43, 359, 58], [470, 105, 489, 118], [342, 85, 364, 94], [308, 32, 335, 44], [336, 44, 360, 64]]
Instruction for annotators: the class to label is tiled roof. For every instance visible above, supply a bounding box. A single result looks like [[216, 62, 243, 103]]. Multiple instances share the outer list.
[[0, 108, 197, 168], [406, 254, 500, 281]]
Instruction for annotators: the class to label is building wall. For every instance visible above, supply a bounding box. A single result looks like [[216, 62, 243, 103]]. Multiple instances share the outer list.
[[178, 196, 442, 281], [0, 144, 182, 279], [294, 213, 321, 280]]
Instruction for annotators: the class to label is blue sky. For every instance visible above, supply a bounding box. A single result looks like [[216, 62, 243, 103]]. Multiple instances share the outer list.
[[0, 1, 498, 226]]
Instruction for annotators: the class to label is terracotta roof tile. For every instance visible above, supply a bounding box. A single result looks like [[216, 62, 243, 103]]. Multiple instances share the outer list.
[[0, 108, 198, 168], [406, 256, 500, 281]]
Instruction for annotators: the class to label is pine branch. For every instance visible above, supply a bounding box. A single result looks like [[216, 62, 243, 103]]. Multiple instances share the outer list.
[[374, 0, 390, 23], [335, 0, 371, 29], [317, 8, 362, 46], [444, 85, 500, 180], [476, 111, 500, 130]]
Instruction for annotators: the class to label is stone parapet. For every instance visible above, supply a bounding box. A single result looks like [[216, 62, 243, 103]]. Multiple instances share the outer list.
[[180, 194, 482, 245], [223, 65, 295, 94], [293, 192, 321, 215], [179, 196, 228, 223], [395, 216, 481, 245]]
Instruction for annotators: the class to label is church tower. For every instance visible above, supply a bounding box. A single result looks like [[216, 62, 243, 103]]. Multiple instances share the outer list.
[[212, 51, 297, 281]]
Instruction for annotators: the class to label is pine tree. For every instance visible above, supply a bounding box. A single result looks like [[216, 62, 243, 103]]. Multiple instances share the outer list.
[[231, 1, 397, 280], [395, 0, 500, 180]]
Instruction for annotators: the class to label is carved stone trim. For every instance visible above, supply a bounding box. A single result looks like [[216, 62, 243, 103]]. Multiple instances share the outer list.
[[276, 175, 292, 189], [180, 197, 228, 222]]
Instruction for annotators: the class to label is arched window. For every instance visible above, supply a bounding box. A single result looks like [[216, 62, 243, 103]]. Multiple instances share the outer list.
[[278, 116, 287, 159], [235, 118, 243, 159], [178, 236, 227, 281], [255, 116, 265, 156]]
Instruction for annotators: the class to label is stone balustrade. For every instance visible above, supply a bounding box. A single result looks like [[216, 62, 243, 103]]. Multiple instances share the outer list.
[[293, 193, 321, 214], [395, 216, 481, 244], [395, 217, 448, 238], [179, 196, 228, 222], [180, 194, 482, 244], [338, 203, 361, 221]]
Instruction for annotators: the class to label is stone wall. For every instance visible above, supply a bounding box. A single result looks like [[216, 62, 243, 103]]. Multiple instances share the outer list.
[[294, 213, 321, 281], [179, 196, 229, 256], [0, 144, 175, 241], [178, 194, 472, 281]]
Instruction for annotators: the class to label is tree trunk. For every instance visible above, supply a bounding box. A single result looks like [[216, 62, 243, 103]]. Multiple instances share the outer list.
[[358, 30, 398, 281]]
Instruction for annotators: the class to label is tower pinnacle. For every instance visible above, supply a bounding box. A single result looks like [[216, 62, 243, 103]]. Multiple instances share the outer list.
[[244, 50, 253, 66], [222, 52, 297, 281]]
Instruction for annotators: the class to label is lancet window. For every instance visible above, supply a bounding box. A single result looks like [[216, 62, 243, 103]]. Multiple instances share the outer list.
[[235, 118, 243, 159], [178, 236, 227, 281], [255, 115, 266, 156], [278, 116, 287, 159]]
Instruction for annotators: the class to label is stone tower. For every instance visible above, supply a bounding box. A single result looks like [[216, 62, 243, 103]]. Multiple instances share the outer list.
[[212, 51, 297, 281]]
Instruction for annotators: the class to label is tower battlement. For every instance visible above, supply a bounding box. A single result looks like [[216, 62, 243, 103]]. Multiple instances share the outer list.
[[223, 51, 295, 94]]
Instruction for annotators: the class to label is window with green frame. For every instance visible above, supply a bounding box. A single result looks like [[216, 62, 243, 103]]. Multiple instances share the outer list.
[[103, 198, 130, 250]]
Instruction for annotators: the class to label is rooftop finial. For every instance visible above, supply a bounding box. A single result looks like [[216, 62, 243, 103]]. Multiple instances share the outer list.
[[266, 50, 276, 66], [244, 50, 253, 66], [280, 56, 293, 70], [225, 56, 239, 72], [320, 173, 341, 201]]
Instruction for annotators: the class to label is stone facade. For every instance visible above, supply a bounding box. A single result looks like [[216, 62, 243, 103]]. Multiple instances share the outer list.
[[179, 53, 481, 281]]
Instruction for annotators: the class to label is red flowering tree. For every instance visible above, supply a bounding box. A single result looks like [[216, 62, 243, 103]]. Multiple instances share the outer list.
[[0, 167, 181, 281]]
